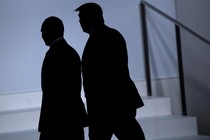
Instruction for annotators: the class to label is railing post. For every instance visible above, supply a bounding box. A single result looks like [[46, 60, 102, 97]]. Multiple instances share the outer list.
[[175, 25, 187, 115], [141, 3, 152, 96]]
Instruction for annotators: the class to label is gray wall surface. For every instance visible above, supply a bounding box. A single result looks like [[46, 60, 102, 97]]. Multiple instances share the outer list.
[[176, 0, 210, 136], [0, 0, 177, 94], [0, 0, 144, 93]]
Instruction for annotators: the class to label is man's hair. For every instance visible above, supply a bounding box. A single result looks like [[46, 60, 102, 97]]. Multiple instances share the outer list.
[[75, 2, 104, 23], [41, 16, 64, 36]]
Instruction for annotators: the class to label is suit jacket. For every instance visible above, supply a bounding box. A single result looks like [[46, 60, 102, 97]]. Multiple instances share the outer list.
[[82, 24, 144, 119], [38, 38, 88, 132]]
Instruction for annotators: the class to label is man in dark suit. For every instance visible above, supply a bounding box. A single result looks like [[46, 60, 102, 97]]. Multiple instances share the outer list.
[[39, 16, 88, 140], [75, 3, 145, 140]]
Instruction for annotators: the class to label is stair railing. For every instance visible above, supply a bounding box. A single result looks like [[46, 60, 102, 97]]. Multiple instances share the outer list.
[[140, 0, 210, 115]]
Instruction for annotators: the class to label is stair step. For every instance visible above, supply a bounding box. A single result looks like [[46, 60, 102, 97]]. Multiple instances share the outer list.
[[0, 82, 148, 113], [0, 131, 209, 140], [137, 96, 171, 118], [155, 135, 210, 140], [0, 91, 41, 113], [138, 115, 198, 139], [0, 96, 171, 133], [0, 130, 39, 140], [0, 110, 39, 134], [0, 117, 204, 140], [0, 89, 203, 140], [0, 108, 198, 140]]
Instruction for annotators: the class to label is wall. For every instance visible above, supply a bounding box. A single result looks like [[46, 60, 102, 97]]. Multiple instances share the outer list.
[[176, 0, 210, 136], [0, 0, 183, 116], [0, 0, 178, 94], [0, 0, 145, 94]]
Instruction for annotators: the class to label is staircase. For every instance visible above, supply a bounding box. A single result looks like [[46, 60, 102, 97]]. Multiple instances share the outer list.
[[0, 81, 209, 140]]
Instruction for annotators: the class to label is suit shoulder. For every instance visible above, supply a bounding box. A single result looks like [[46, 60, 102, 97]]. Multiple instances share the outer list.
[[66, 45, 80, 59], [106, 27, 125, 40]]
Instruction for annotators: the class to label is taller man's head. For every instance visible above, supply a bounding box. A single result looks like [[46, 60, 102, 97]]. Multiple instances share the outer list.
[[75, 3, 104, 34]]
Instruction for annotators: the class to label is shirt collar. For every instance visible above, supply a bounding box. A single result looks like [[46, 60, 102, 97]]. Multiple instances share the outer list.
[[50, 37, 64, 46]]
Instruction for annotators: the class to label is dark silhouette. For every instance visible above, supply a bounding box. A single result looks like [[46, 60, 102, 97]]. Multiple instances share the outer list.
[[75, 3, 145, 140], [38, 16, 88, 140]]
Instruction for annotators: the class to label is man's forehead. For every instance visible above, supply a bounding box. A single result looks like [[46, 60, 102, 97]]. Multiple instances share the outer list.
[[78, 12, 89, 18]]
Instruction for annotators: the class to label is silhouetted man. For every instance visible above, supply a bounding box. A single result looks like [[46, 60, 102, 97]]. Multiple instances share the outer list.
[[38, 16, 88, 140], [75, 3, 145, 140]]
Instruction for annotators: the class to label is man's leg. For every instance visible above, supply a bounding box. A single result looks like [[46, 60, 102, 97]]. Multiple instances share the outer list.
[[114, 110, 145, 140], [88, 120, 113, 140], [39, 127, 85, 140]]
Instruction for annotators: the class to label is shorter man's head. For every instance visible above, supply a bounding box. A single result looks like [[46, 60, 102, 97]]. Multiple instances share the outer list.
[[41, 16, 64, 46]]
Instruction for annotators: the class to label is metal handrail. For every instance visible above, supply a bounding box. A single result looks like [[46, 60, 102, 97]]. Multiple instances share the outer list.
[[141, 0, 210, 45], [140, 0, 210, 115]]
